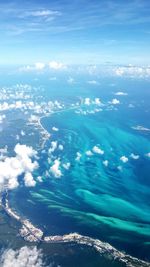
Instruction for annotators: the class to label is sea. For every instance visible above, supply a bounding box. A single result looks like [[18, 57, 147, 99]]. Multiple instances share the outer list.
[[0, 67, 150, 266]]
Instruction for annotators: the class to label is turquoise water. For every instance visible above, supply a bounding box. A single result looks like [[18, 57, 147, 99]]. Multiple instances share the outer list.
[[1, 73, 150, 265]]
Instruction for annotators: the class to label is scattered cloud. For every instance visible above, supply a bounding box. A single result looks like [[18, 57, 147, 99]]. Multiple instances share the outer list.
[[20, 62, 45, 72], [49, 141, 58, 153], [24, 172, 36, 187], [48, 61, 66, 70], [130, 153, 139, 160], [120, 156, 128, 163], [0, 144, 38, 191], [35, 62, 45, 70], [75, 152, 82, 161], [93, 98, 102, 105], [63, 162, 70, 170], [92, 146, 104, 155], [52, 126, 59, 132], [110, 98, 120, 105], [50, 159, 62, 178], [24, 10, 61, 18], [114, 91, 128, 96], [85, 150, 93, 156], [58, 144, 64, 151], [131, 125, 150, 132], [0, 246, 43, 267], [84, 98, 91, 105], [113, 65, 150, 78], [103, 160, 109, 167]]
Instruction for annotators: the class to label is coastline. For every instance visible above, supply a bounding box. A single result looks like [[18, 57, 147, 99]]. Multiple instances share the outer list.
[[1, 192, 150, 267]]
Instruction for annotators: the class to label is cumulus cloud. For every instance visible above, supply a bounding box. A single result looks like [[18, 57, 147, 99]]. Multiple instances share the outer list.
[[85, 150, 93, 156], [120, 156, 128, 163], [110, 98, 120, 105], [19, 62, 45, 72], [92, 146, 104, 155], [58, 144, 64, 151], [24, 172, 36, 187], [52, 126, 59, 131], [0, 246, 43, 267], [130, 153, 139, 160], [34, 62, 45, 70], [20, 130, 25, 136], [0, 144, 38, 191], [93, 98, 102, 105], [49, 141, 57, 153], [103, 160, 109, 167], [114, 65, 150, 78], [48, 61, 66, 70], [50, 159, 62, 178], [75, 152, 82, 161], [63, 162, 70, 170], [84, 98, 91, 105], [114, 92, 128, 96]]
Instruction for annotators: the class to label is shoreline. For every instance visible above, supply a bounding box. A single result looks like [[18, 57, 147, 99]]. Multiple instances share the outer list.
[[28, 105, 79, 149], [1, 192, 150, 267]]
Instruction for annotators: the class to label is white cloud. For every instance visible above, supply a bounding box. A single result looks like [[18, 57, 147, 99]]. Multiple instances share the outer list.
[[58, 144, 64, 150], [130, 153, 139, 160], [114, 92, 128, 96], [63, 162, 70, 170], [75, 152, 82, 161], [0, 144, 38, 191], [24, 172, 36, 187], [14, 143, 37, 158], [16, 135, 20, 140], [48, 61, 66, 70], [103, 160, 109, 167], [29, 10, 61, 17], [146, 152, 150, 158], [114, 65, 150, 78], [92, 146, 104, 155], [37, 176, 43, 182], [52, 126, 59, 131], [87, 80, 98, 85], [0, 146, 8, 154], [110, 98, 120, 105], [85, 150, 93, 156], [19, 62, 45, 72], [50, 159, 62, 178], [35, 62, 45, 70], [84, 98, 91, 105], [20, 130, 25, 136], [0, 246, 43, 267], [131, 125, 150, 132], [0, 114, 6, 123], [49, 141, 57, 153], [115, 68, 125, 76], [93, 98, 102, 105], [120, 156, 128, 163]]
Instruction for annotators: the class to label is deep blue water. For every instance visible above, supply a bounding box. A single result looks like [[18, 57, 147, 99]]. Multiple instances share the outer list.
[[0, 71, 150, 266]]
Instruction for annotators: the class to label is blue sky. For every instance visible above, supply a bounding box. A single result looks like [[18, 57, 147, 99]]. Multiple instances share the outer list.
[[0, 0, 150, 65]]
